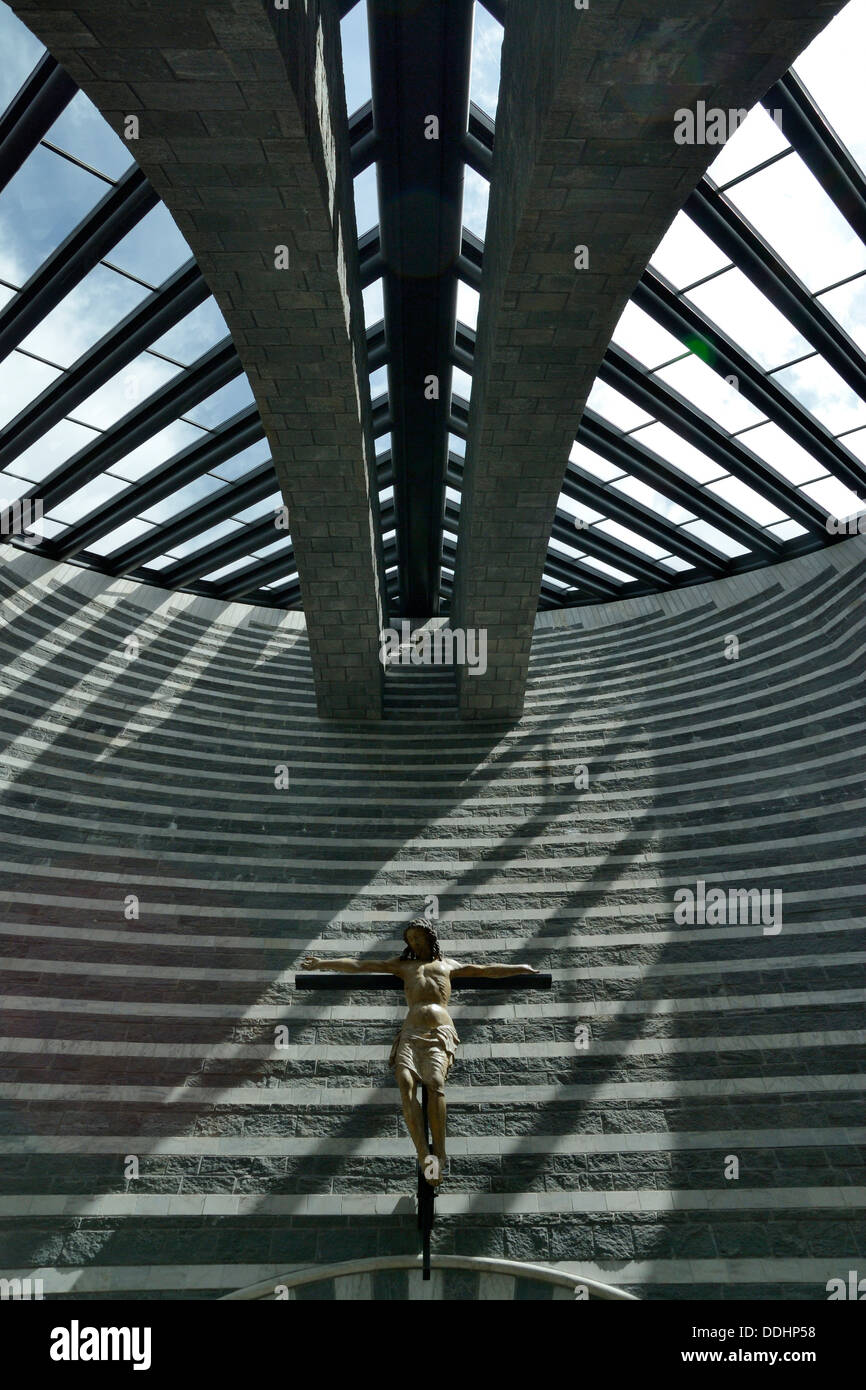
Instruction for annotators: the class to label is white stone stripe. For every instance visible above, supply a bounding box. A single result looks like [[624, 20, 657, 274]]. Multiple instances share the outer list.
[[0, 949, 858, 984], [0, 1072, 862, 1106], [0, 857, 859, 894], [0, 1126, 862, 1157], [0, 1028, 862, 1061], [3, 567, 859, 735], [1, 915, 861, 954], [1, 755, 859, 832], [3, 985, 860, 1022], [3, 788, 865, 850], [2, 1186, 865, 1218], [0, 679, 861, 783], [2, 821, 864, 874], [2, 1255, 855, 1294]]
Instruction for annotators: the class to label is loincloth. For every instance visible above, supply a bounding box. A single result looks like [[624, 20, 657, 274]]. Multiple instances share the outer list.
[[389, 1021, 460, 1089]]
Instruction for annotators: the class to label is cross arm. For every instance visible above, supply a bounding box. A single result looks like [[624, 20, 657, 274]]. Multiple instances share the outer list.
[[295, 973, 551, 990]]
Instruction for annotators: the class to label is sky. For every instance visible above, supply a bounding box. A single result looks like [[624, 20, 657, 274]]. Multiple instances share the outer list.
[[0, 0, 865, 599]]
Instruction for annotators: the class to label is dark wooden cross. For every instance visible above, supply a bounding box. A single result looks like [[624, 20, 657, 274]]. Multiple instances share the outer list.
[[295, 970, 552, 1278]]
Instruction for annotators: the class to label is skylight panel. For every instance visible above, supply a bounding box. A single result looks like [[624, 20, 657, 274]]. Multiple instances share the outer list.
[[353, 164, 379, 238], [726, 153, 866, 293], [557, 494, 604, 527], [375, 431, 391, 457], [138, 475, 225, 525], [468, 2, 504, 120], [369, 364, 389, 399], [568, 441, 623, 482], [685, 265, 811, 372], [210, 439, 272, 483], [772, 354, 866, 434], [445, 486, 462, 505], [817, 274, 866, 356], [706, 475, 787, 527], [549, 536, 587, 562], [0, 352, 60, 427], [340, 1, 373, 118], [579, 555, 635, 583], [199, 555, 258, 584], [85, 516, 154, 556], [654, 354, 766, 434], [45, 473, 129, 526], [45, 90, 135, 181], [108, 203, 191, 286], [250, 536, 293, 561], [263, 573, 299, 591], [634, 422, 727, 484], [611, 302, 684, 370], [448, 433, 466, 457], [585, 379, 653, 432], [837, 427, 866, 465], [165, 519, 242, 559], [108, 421, 207, 483], [462, 167, 490, 240], [737, 421, 826, 487], [766, 519, 808, 541], [658, 555, 694, 572], [794, 0, 866, 179], [705, 105, 789, 189], [5, 419, 98, 483], [456, 280, 480, 331], [610, 474, 696, 525], [800, 474, 864, 519], [648, 211, 730, 290], [0, 146, 109, 284], [0, 7, 44, 112], [681, 518, 750, 557], [73, 352, 182, 431], [19, 264, 149, 368], [596, 519, 669, 561], [149, 297, 229, 366], [184, 376, 255, 430], [452, 366, 472, 401], [231, 492, 284, 527], [0, 471, 34, 504], [363, 278, 384, 329]]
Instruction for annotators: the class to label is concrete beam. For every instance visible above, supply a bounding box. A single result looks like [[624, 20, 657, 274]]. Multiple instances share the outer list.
[[10, 0, 384, 719], [452, 0, 844, 719]]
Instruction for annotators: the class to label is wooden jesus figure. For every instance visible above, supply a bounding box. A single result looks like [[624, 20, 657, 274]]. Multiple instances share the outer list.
[[301, 918, 540, 1184]]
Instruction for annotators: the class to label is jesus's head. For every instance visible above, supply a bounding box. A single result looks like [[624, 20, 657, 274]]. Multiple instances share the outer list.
[[401, 918, 442, 962]]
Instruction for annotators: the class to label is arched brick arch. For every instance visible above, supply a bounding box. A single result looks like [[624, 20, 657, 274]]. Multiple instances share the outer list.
[[8, 0, 384, 718], [452, 0, 846, 717]]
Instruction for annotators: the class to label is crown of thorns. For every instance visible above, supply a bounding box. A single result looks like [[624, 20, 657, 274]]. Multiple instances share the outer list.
[[400, 918, 442, 960]]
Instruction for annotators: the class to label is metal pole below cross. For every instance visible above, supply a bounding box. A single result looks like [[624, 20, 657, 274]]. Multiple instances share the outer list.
[[294, 970, 552, 1278], [417, 1085, 434, 1280]]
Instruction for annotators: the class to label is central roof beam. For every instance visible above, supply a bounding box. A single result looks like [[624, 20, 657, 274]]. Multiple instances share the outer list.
[[367, 0, 474, 617]]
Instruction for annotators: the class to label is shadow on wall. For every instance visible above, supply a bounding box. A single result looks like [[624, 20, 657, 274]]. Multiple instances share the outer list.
[[0, 553, 864, 1296]]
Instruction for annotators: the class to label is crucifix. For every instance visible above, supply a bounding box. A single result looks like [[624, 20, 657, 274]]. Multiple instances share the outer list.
[[296, 918, 551, 1278]]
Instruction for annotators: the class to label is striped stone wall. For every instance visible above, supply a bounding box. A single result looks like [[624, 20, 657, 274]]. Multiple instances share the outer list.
[[0, 537, 864, 1299]]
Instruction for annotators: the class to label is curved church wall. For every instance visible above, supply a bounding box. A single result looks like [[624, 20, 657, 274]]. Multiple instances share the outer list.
[[0, 535, 864, 1299]]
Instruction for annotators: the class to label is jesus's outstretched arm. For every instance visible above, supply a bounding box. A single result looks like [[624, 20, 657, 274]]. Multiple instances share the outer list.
[[300, 954, 405, 974]]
